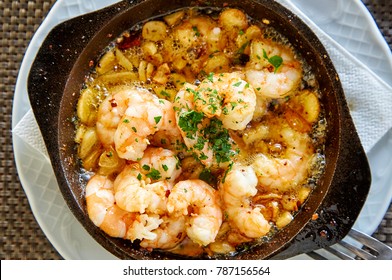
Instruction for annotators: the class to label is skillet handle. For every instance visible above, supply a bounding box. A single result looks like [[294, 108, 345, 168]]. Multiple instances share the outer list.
[[27, 0, 137, 143]]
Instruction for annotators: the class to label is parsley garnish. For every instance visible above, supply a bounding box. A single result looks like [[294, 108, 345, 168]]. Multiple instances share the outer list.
[[207, 72, 214, 82], [230, 102, 238, 110], [199, 152, 208, 161], [178, 110, 204, 139], [142, 164, 150, 171], [262, 49, 283, 73], [236, 42, 249, 54], [202, 118, 238, 163], [160, 90, 171, 98], [192, 26, 200, 37], [154, 116, 162, 124], [146, 168, 161, 180], [222, 162, 234, 183], [194, 136, 207, 151]]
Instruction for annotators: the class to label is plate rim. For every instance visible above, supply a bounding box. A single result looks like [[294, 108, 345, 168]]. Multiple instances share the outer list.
[[11, 0, 392, 260]]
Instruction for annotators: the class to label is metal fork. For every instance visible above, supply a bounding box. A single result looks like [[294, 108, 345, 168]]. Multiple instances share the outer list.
[[307, 228, 392, 260]]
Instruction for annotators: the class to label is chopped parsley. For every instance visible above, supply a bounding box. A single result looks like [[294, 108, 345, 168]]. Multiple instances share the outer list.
[[207, 72, 214, 82], [202, 118, 237, 163], [192, 26, 200, 37], [262, 49, 283, 73], [142, 164, 150, 171], [222, 161, 234, 183], [159, 90, 171, 98], [154, 116, 162, 124], [146, 168, 162, 180], [199, 152, 208, 161], [194, 136, 207, 151], [237, 41, 249, 54], [178, 110, 204, 139], [162, 164, 168, 171]]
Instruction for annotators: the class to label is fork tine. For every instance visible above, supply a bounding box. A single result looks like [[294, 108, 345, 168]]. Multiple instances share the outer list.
[[306, 228, 392, 260], [324, 244, 355, 260], [337, 240, 376, 260], [348, 228, 392, 260]]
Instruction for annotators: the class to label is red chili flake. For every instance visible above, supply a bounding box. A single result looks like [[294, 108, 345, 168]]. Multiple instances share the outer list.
[[117, 32, 141, 50], [165, 189, 171, 197], [223, 2, 229, 7], [110, 98, 117, 107], [312, 213, 319, 220], [88, 60, 94, 67]]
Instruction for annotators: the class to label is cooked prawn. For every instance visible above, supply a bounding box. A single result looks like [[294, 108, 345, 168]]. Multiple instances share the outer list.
[[167, 179, 223, 246], [245, 38, 302, 99], [164, 16, 227, 75], [252, 125, 314, 192], [221, 164, 271, 238], [195, 72, 257, 130], [85, 174, 162, 241], [114, 89, 165, 161], [96, 86, 146, 147]]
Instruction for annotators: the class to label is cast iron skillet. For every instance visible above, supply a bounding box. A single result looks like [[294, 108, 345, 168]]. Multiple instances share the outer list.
[[27, 0, 371, 259]]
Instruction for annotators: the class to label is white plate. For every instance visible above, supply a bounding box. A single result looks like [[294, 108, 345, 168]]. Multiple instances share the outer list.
[[12, 0, 392, 260]]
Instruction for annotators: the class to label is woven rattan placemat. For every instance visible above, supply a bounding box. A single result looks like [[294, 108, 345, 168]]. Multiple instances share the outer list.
[[1, 0, 391, 260]]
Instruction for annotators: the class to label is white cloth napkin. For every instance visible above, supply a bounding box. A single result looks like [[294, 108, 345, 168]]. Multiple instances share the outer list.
[[13, 108, 50, 160], [12, 0, 392, 158]]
